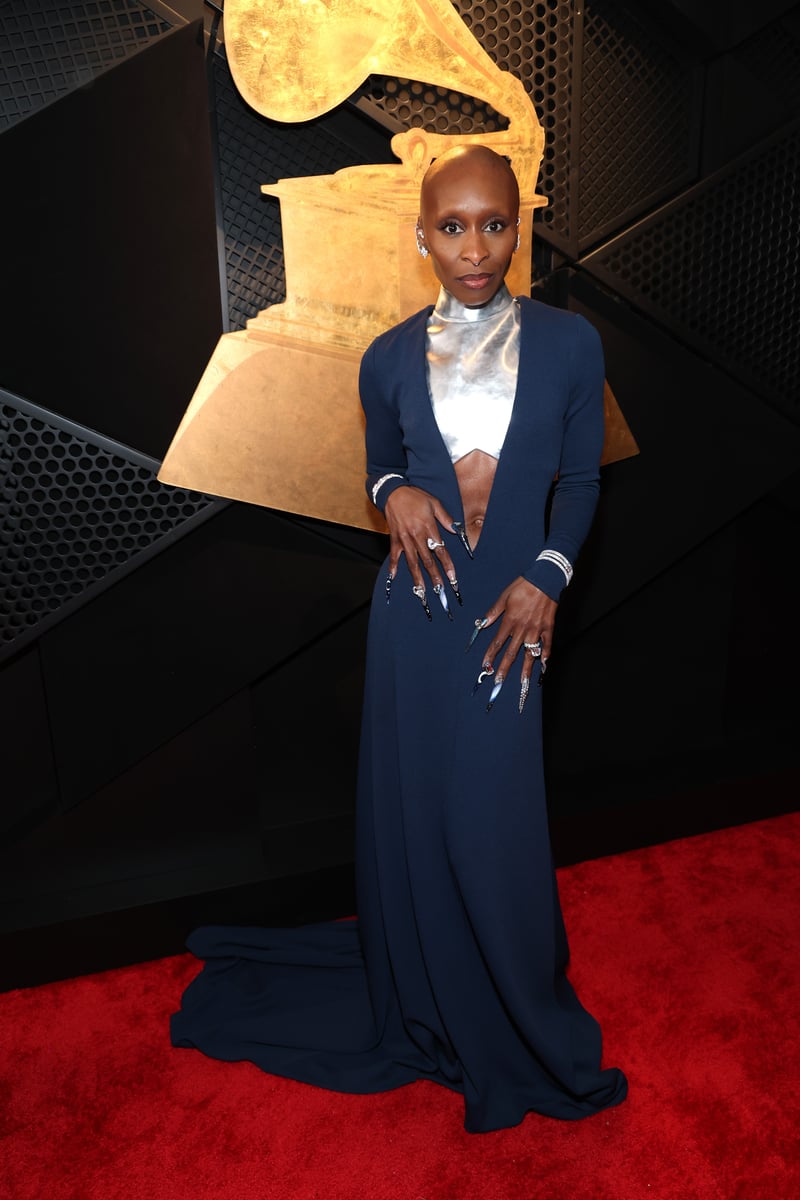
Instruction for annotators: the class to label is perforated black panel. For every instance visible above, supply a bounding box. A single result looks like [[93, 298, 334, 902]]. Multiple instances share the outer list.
[[732, 16, 800, 114], [580, 0, 699, 248], [213, 57, 287, 331], [0, 393, 219, 658], [581, 123, 800, 415], [356, 75, 505, 135], [0, 0, 172, 133]]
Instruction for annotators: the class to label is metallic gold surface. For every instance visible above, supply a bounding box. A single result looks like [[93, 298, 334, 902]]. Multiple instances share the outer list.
[[158, 0, 638, 531], [603, 380, 638, 471], [223, 0, 538, 150]]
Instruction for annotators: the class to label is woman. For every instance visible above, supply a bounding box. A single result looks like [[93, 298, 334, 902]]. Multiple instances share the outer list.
[[172, 144, 627, 1133]]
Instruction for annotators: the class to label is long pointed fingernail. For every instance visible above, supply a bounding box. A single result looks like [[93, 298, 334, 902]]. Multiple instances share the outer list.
[[433, 583, 453, 620], [385, 575, 393, 604], [466, 617, 488, 651], [451, 521, 474, 560], [519, 676, 530, 714], [448, 575, 463, 606], [412, 585, 432, 621], [486, 676, 504, 712], [471, 665, 493, 695], [538, 658, 548, 686]]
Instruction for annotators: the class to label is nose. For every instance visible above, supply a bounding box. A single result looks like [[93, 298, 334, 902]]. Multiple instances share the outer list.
[[461, 229, 489, 267]]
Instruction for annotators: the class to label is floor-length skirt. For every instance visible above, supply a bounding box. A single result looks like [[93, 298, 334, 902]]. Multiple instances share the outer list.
[[171, 525, 627, 1132]]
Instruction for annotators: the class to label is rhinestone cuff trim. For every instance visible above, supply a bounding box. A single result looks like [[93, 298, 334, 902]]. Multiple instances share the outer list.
[[536, 549, 573, 586]]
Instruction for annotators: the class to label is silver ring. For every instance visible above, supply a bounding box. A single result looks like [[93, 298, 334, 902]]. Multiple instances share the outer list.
[[524, 641, 542, 658], [426, 537, 445, 551]]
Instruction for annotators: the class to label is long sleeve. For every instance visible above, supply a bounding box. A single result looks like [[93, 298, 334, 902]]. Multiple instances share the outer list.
[[359, 338, 410, 514], [521, 313, 605, 601]]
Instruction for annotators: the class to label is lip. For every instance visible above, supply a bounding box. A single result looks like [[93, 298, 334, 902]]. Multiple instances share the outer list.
[[458, 273, 493, 289]]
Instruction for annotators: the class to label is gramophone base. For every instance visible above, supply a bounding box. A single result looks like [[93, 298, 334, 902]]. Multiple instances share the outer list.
[[157, 328, 385, 533]]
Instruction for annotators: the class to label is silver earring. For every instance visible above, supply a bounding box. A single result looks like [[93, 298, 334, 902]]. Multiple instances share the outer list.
[[514, 216, 521, 253], [416, 231, 429, 259]]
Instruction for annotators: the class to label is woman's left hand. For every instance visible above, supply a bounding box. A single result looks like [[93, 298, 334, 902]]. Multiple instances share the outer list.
[[474, 577, 557, 698]]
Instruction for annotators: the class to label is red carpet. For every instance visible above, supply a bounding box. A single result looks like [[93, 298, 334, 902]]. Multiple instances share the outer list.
[[1, 812, 798, 1200]]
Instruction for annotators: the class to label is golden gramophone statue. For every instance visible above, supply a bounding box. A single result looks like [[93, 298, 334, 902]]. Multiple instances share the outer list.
[[158, 0, 637, 530]]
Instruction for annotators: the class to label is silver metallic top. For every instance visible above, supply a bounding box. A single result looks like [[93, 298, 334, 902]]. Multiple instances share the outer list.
[[426, 284, 520, 464]]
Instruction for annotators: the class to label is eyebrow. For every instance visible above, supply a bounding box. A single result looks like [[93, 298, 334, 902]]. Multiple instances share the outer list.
[[435, 211, 511, 222]]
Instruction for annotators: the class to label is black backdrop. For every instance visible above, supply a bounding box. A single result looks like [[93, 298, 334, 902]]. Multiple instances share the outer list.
[[0, 0, 798, 990]]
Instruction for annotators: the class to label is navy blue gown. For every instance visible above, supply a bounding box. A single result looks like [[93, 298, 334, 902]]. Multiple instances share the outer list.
[[171, 296, 628, 1133]]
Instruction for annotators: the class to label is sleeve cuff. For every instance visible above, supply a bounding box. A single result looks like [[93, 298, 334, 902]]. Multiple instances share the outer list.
[[521, 551, 574, 603], [369, 473, 408, 511]]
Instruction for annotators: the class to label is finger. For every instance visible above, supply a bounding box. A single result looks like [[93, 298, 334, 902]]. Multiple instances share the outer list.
[[425, 538, 460, 608], [496, 640, 524, 685], [490, 635, 532, 710], [446, 570, 463, 607], [411, 583, 433, 621], [404, 555, 426, 597], [432, 580, 454, 620], [482, 621, 514, 670], [417, 545, 447, 594], [419, 542, 456, 621], [425, 536, 456, 581], [419, 553, 454, 622], [470, 662, 494, 695], [478, 600, 506, 632], [388, 537, 405, 579], [491, 625, 537, 684], [465, 616, 489, 651], [432, 502, 455, 534], [400, 538, 433, 621], [522, 636, 544, 662], [465, 596, 508, 653], [518, 657, 534, 714], [450, 520, 474, 559], [522, 636, 549, 689], [485, 672, 505, 712]]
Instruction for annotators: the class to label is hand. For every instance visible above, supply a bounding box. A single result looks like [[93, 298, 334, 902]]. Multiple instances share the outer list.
[[473, 577, 556, 709], [384, 486, 460, 614]]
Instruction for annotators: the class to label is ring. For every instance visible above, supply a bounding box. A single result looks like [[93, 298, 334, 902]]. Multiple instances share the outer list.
[[524, 641, 542, 658], [426, 537, 445, 551]]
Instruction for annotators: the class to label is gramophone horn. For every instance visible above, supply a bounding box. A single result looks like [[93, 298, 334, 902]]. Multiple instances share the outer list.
[[223, 0, 536, 137]]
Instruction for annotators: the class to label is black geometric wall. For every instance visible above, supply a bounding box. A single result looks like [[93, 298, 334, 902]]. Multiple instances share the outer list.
[[0, 0, 172, 132], [1, 0, 799, 989], [0, 392, 218, 657]]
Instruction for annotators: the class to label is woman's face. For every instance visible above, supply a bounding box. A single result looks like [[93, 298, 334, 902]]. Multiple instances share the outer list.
[[419, 157, 519, 308]]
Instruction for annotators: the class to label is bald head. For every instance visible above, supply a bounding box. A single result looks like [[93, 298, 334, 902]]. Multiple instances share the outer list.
[[420, 144, 520, 214]]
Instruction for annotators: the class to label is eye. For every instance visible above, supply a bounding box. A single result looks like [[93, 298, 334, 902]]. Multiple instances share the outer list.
[[484, 219, 507, 233], [441, 221, 463, 235]]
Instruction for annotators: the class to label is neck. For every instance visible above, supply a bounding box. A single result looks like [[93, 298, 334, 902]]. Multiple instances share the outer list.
[[434, 284, 514, 322]]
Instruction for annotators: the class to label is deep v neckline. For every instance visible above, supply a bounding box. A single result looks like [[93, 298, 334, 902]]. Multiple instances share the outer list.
[[415, 298, 526, 555]]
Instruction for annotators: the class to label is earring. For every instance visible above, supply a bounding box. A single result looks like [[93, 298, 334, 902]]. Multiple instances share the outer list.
[[416, 229, 429, 259], [514, 216, 521, 253]]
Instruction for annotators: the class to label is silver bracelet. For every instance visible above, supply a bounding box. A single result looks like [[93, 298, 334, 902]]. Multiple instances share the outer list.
[[371, 473, 405, 506], [536, 549, 573, 586]]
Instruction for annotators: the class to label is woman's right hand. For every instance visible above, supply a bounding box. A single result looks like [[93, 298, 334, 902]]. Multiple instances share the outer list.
[[384, 486, 458, 612]]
